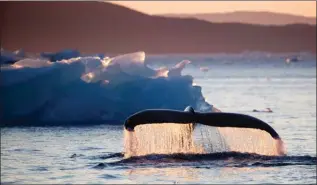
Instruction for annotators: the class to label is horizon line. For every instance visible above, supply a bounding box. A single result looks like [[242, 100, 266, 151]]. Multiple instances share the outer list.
[[155, 10, 316, 19], [109, 1, 316, 18]]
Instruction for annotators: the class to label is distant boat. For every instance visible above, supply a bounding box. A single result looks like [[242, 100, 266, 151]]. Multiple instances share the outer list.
[[252, 108, 273, 113], [285, 56, 302, 64], [199, 66, 209, 72]]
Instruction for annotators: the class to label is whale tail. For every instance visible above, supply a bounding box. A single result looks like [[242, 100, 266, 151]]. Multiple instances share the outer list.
[[124, 106, 281, 140], [124, 106, 286, 156]]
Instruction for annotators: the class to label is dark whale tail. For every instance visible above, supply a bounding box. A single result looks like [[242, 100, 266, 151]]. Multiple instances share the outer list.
[[124, 106, 281, 140]]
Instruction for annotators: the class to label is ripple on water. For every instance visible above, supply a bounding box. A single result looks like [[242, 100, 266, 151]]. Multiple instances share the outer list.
[[49, 175, 74, 180], [29, 166, 49, 172], [99, 174, 118, 179], [79, 147, 104, 151], [90, 152, 317, 170], [11, 148, 42, 152]]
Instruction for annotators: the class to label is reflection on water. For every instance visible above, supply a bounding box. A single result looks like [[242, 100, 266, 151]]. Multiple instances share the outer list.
[[126, 167, 200, 183], [123, 163, 279, 184], [217, 166, 277, 183]]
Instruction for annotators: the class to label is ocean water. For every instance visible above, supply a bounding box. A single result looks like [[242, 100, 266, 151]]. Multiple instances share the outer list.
[[1, 54, 316, 184]]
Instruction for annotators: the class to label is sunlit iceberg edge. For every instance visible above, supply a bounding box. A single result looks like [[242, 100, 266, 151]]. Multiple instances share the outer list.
[[0, 50, 211, 127]]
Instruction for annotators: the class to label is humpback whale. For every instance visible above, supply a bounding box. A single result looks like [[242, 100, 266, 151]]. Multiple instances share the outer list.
[[124, 106, 281, 140]]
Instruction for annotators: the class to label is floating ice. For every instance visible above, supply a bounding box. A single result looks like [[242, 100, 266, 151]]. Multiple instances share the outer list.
[[0, 51, 210, 126]]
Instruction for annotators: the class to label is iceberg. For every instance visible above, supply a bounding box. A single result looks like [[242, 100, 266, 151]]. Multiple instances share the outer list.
[[0, 51, 211, 126]]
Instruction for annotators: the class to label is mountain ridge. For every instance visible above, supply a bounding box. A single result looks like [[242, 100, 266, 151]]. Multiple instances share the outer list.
[[161, 11, 316, 26], [1, 1, 315, 54]]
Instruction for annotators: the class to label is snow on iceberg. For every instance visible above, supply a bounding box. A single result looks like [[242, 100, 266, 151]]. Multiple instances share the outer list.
[[40, 49, 81, 62], [0, 51, 211, 126]]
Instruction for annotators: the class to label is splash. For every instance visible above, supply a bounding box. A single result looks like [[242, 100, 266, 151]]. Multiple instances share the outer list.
[[216, 127, 285, 156], [124, 123, 286, 158], [124, 123, 204, 158], [193, 125, 286, 156]]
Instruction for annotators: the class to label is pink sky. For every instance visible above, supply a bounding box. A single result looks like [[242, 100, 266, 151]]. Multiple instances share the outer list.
[[110, 1, 316, 17]]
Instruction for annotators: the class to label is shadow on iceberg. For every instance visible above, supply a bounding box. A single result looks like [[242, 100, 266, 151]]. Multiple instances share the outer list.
[[41, 49, 81, 62], [1, 49, 26, 65]]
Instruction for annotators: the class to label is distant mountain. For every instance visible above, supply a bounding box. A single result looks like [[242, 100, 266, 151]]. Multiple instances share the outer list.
[[161, 11, 316, 26], [0, 2, 315, 54]]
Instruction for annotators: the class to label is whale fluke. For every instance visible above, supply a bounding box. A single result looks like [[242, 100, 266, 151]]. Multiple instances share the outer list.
[[124, 107, 281, 139]]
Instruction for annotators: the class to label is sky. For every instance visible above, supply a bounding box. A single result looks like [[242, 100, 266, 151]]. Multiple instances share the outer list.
[[110, 1, 316, 17]]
